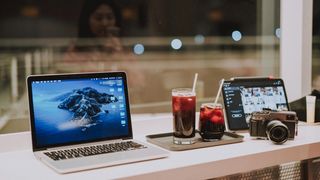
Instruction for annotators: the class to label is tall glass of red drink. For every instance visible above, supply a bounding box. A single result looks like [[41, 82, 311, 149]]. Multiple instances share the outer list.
[[172, 88, 196, 144]]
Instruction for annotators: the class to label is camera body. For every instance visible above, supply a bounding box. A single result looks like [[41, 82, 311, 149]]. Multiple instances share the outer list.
[[249, 110, 298, 144]]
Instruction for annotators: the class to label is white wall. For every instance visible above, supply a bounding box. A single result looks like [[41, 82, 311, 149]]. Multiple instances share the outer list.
[[280, 0, 313, 101]]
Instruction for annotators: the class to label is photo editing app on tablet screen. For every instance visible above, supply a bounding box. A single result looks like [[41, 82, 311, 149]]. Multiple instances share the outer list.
[[222, 78, 289, 130]]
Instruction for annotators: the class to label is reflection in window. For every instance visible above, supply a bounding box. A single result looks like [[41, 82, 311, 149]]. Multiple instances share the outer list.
[[0, 0, 280, 133], [313, 0, 320, 90]]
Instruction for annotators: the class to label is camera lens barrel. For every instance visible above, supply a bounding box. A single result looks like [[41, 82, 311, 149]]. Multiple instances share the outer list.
[[266, 120, 289, 144]]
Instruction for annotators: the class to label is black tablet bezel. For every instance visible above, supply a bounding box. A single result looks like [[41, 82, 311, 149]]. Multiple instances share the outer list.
[[221, 77, 290, 131]]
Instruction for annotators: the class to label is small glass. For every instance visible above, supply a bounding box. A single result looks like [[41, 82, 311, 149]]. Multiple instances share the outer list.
[[199, 103, 225, 141], [172, 88, 196, 145]]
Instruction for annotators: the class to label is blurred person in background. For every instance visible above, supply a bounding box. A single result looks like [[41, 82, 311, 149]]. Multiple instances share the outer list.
[[63, 0, 145, 92]]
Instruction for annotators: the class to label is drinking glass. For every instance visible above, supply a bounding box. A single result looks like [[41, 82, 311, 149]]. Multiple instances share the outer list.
[[172, 88, 196, 144], [199, 103, 225, 141]]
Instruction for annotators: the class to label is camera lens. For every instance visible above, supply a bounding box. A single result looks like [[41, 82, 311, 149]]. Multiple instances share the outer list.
[[266, 120, 289, 144]]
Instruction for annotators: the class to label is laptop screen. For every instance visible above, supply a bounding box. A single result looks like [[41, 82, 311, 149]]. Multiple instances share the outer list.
[[222, 78, 289, 130], [28, 72, 132, 150]]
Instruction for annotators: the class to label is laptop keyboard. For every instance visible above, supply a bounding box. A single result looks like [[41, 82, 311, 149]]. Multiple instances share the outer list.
[[43, 141, 146, 161]]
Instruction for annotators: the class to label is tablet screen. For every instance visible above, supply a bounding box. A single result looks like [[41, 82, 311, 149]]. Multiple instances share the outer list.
[[222, 78, 289, 130]]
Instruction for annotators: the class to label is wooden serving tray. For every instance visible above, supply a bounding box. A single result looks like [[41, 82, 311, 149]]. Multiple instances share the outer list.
[[146, 131, 244, 151]]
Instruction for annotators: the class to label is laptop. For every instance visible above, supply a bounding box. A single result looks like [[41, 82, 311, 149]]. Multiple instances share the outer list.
[[27, 71, 169, 174], [221, 77, 289, 131]]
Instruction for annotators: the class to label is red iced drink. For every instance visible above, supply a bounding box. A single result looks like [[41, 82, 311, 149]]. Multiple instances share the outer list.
[[172, 88, 196, 144], [199, 103, 225, 141]]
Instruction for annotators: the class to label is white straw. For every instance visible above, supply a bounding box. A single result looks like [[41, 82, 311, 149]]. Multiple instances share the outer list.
[[214, 79, 225, 104], [192, 73, 198, 93]]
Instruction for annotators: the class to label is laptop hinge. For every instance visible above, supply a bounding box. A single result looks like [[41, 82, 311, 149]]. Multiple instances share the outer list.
[[34, 147, 47, 151]]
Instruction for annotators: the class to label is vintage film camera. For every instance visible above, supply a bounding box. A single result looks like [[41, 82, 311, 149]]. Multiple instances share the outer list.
[[249, 110, 298, 144]]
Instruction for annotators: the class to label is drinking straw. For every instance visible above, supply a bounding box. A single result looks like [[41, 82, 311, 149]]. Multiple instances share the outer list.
[[214, 79, 225, 104], [192, 73, 198, 93]]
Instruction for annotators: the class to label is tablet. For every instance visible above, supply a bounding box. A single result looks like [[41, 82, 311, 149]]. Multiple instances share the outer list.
[[221, 77, 289, 131]]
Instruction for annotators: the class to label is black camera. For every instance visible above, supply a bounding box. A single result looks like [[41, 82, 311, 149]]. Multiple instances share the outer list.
[[249, 110, 298, 144]]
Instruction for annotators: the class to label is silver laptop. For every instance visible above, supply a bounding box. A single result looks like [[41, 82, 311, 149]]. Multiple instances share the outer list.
[[27, 72, 169, 174]]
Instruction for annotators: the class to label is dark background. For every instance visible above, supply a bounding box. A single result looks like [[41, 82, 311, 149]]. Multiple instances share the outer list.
[[0, 0, 260, 38]]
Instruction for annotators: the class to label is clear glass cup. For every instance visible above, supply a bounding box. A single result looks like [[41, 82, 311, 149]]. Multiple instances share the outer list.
[[172, 88, 196, 145], [199, 103, 225, 141]]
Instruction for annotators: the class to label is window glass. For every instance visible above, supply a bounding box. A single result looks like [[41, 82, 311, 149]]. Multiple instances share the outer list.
[[313, 0, 320, 89], [0, 0, 280, 134]]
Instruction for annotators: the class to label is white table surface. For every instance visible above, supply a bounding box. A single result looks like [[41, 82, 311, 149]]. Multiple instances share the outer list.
[[1, 113, 320, 180]]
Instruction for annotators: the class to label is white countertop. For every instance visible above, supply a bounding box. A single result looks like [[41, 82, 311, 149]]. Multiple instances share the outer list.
[[1, 113, 320, 180]]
